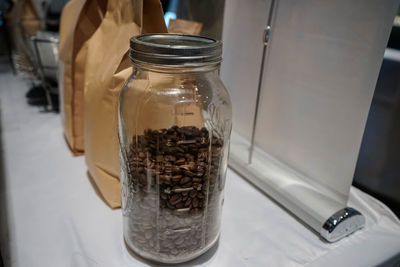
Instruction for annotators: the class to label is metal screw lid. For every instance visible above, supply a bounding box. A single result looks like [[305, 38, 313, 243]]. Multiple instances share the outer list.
[[130, 34, 222, 66]]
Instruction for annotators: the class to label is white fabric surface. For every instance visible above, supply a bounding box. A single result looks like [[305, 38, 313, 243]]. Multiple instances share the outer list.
[[1, 72, 400, 267]]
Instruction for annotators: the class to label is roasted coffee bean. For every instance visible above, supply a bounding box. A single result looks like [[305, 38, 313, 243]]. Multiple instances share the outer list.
[[182, 182, 192, 188], [192, 198, 199, 208], [165, 162, 172, 168], [189, 190, 197, 198], [170, 194, 182, 205], [175, 202, 184, 209], [172, 166, 180, 172], [176, 147, 185, 153], [179, 165, 190, 171], [176, 158, 185, 165], [124, 125, 224, 259], [179, 177, 191, 185], [172, 175, 182, 182], [192, 178, 202, 183], [188, 162, 197, 171], [185, 198, 192, 207], [167, 201, 175, 209], [185, 154, 194, 161], [184, 170, 195, 177]]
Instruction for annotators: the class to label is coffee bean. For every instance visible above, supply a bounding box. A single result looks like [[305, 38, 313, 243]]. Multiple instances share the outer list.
[[176, 158, 185, 165], [124, 125, 225, 260], [167, 201, 175, 209], [180, 177, 191, 185], [188, 162, 197, 171], [185, 198, 192, 207], [185, 154, 194, 161], [175, 202, 184, 209], [170, 194, 182, 206], [165, 162, 172, 168], [179, 165, 190, 171], [189, 190, 197, 198], [192, 198, 199, 208], [172, 175, 182, 182], [159, 175, 171, 185], [192, 178, 202, 183], [184, 170, 195, 177], [182, 182, 193, 188]]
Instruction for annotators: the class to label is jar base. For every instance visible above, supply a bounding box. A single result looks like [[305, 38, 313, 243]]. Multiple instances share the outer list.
[[124, 233, 220, 264]]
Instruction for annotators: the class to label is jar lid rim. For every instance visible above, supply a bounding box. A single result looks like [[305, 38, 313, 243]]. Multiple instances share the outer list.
[[130, 34, 222, 66]]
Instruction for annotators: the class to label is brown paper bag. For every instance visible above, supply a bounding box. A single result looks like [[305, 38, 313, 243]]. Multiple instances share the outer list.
[[58, 0, 86, 155], [84, 0, 167, 208], [20, 0, 41, 36], [168, 19, 202, 35], [61, 0, 107, 155], [5, 0, 41, 72], [6, 0, 41, 37]]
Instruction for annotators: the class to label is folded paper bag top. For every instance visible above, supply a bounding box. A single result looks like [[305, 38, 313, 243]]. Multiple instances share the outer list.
[[83, 0, 167, 208], [70, 0, 108, 155], [58, 0, 87, 155]]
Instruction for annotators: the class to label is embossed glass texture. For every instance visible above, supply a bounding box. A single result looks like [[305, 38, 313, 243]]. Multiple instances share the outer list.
[[118, 49, 232, 263]]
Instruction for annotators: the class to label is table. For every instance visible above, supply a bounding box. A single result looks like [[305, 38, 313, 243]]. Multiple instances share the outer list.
[[1, 71, 400, 267]]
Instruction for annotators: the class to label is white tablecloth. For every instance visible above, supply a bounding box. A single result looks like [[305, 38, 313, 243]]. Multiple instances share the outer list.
[[1, 72, 400, 267]]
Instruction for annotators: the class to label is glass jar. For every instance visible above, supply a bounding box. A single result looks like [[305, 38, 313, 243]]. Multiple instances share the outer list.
[[118, 34, 232, 263]]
